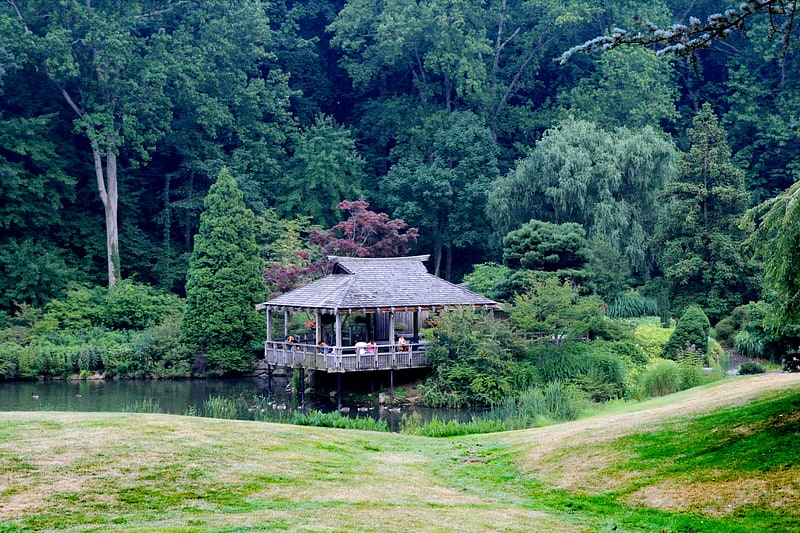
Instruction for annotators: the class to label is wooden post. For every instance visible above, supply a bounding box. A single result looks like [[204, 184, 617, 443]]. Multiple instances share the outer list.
[[335, 309, 342, 370], [300, 366, 305, 407], [337, 373, 342, 411], [389, 309, 396, 368]]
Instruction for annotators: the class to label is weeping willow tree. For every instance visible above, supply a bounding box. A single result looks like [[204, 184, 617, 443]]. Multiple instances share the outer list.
[[487, 119, 677, 288]]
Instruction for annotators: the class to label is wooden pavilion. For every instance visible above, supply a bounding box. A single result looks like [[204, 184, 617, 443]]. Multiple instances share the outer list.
[[256, 255, 502, 375]]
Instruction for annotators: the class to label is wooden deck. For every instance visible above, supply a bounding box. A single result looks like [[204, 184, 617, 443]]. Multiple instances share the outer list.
[[263, 341, 429, 372]]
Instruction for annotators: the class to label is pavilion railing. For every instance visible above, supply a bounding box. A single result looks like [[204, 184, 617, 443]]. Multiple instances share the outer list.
[[263, 340, 429, 372]]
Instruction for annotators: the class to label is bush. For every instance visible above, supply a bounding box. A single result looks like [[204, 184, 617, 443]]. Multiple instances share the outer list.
[[421, 310, 528, 407], [662, 305, 710, 359], [633, 321, 673, 360], [641, 359, 682, 397], [579, 349, 627, 401], [536, 342, 590, 383], [738, 361, 766, 375]]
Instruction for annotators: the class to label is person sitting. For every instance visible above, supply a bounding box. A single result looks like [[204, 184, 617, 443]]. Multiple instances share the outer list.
[[355, 340, 367, 355], [319, 341, 332, 354], [284, 334, 297, 351], [365, 340, 376, 355], [397, 336, 408, 352]]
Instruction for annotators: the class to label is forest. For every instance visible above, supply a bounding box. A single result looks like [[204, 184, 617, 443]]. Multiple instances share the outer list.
[[1, 1, 800, 400]]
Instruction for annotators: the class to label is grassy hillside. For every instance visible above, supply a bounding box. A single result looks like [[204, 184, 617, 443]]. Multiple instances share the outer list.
[[1, 373, 798, 532]]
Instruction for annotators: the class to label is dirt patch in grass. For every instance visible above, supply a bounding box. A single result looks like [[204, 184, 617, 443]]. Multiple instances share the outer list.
[[627, 469, 800, 516]]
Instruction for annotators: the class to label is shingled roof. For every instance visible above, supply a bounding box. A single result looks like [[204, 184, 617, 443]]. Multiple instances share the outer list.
[[256, 255, 501, 314]]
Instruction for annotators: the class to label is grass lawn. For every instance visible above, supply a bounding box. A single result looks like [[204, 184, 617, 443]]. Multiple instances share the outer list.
[[1, 373, 798, 532]]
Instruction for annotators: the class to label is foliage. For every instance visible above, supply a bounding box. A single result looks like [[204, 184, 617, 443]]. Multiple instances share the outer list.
[[655, 103, 760, 323], [502, 219, 593, 290], [487, 119, 677, 285], [263, 199, 419, 295], [292, 410, 389, 432], [402, 382, 588, 437], [632, 320, 674, 360], [606, 293, 660, 319], [278, 114, 366, 228], [29, 281, 184, 334], [381, 110, 499, 277], [309, 200, 419, 259], [713, 304, 753, 348], [461, 262, 512, 301], [508, 276, 603, 342], [743, 180, 800, 330], [420, 310, 532, 408], [662, 305, 711, 360], [738, 361, 766, 375], [181, 168, 265, 375], [640, 359, 682, 397]]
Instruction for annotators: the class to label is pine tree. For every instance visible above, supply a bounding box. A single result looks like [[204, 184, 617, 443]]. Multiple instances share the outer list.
[[181, 168, 265, 375], [655, 103, 760, 323]]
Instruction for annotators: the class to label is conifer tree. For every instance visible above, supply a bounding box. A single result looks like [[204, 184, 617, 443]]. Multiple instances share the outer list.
[[181, 168, 265, 375], [662, 305, 711, 360], [655, 103, 760, 323]]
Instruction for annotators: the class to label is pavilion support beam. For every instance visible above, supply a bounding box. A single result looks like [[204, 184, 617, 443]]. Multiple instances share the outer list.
[[337, 373, 342, 411], [284, 311, 290, 338], [335, 309, 342, 354]]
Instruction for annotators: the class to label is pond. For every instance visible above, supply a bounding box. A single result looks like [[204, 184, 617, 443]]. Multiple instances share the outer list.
[[0, 376, 478, 432]]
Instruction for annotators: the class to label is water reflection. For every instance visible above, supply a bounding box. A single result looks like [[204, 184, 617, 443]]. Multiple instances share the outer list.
[[0, 378, 477, 432]]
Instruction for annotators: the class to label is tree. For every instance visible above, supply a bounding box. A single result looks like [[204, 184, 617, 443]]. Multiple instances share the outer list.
[[655, 103, 760, 323], [560, 0, 797, 63], [742, 180, 800, 330], [495, 219, 593, 300], [277, 115, 366, 228], [662, 305, 711, 360], [381, 110, 499, 278], [421, 309, 530, 407], [558, 46, 678, 130], [263, 200, 418, 294], [487, 119, 677, 284], [2, 1, 174, 287], [508, 276, 604, 343], [181, 169, 265, 375]]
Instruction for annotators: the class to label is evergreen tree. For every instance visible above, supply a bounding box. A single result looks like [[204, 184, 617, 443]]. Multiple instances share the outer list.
[[181, 168, 265, 375], [497, 219, 594, 299], [655, 103, 760, 323], [662, 305, 711, 360]]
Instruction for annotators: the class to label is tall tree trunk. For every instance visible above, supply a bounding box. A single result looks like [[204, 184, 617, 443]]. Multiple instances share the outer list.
[[433, 237, 443, 278], [445, 246, 452, 281], [91, 143, 120, 288]]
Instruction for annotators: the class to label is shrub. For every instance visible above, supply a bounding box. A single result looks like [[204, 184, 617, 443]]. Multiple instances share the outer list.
[[633, 321, 673, 360], [579, 349, 627, 401], [734, 329, 766, 359], [536, 342, 590, 383], [641, 359, 682, 397], [713, 304, 751, 348], [421, 310, 528, 407], [738, 361, 766, 375], [662, 305, 710, 360]]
